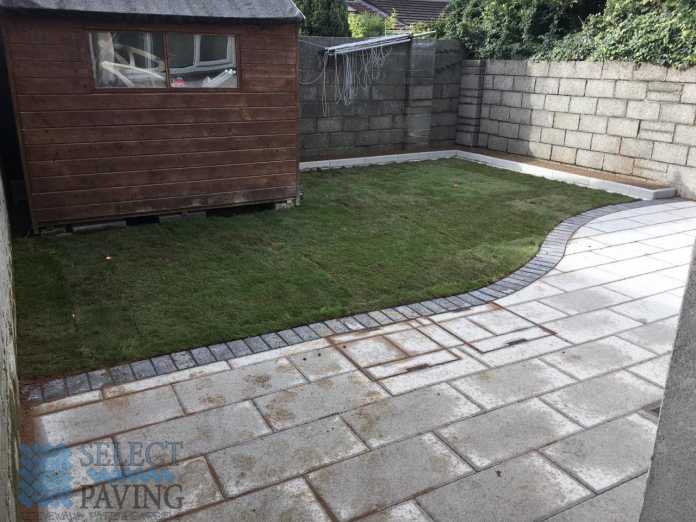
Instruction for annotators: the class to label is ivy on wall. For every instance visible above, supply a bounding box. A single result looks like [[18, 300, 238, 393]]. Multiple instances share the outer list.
[[436, 0, 696, 67]]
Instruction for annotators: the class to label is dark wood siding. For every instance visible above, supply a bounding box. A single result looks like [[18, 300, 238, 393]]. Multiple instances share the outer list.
[[1, 15, 299, 227]]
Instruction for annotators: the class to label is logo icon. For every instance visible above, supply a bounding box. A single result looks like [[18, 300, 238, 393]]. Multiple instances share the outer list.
[[19, 443, 74, 509]]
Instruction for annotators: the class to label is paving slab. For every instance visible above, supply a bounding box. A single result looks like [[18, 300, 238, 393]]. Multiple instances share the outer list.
[[114, 401, 270, 471], [255, 371, 389, 430], [541, 286, 630, 315], [627, 354, 671, 387], [365, 350, 457, 380], [385, 329, 441, 355], [338, 337, 405, 367], [172, 358, 306, 413], [289, 347, 356, 381], [176, 478, 331, 522], [39, 457, 222, 522], [439, 316, 493, 342], [451, 359, 575, 409], [417, 324, 464, 347], [308, 434, 470, 521], [611, 292, 683, 323], [542, 371, 663, 427], [207, 416, 366, 497], [379, 354, 487, 395], [542, 415, 657, 492], [32, 438, 120, 499], [507, 301, 567, 323], [544, 310, 642, 344], [601, 257, 673, 278], [618, 316, 678, 354], [360, 501, 431, 522], [554, 251, 616, 272], [495, 281, 564, 306], [543, 267, 621, 292], [467, 309, 535, 334], [594, 242, 661, 261], [542, 336, 655, 379], [417, 453, 590, 522], [604, 271, 683, 298], [547, 474, 647, 521], [475, 335, 570, 366], [471, 326, 550, 353], [439, 399, 581, 469], [34, 386, 183, 446], [342, 383, 479, 447]]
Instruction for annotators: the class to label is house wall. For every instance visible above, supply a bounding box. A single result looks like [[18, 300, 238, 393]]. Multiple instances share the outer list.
[[465, 60, 696, 196], [0, 167, 18, 522], [0, 14, 300, 228], [299, 37, 462, 160]]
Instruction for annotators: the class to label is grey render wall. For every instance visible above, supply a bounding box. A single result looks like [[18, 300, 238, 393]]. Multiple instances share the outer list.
[[641, 241, 696, 521], [299, 37, 463, 160], [0, 169, 18, 522], [462, 60, 696, 196]]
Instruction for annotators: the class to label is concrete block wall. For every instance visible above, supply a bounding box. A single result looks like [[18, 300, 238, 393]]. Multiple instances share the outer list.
[[430, 40, 464, 148], [467, 60, 696, 196], [299, 37, 462, 160], [0, 170, 18, 522]]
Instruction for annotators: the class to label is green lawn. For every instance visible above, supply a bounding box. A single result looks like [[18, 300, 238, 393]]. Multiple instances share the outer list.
[[14, 159, 629, 379]]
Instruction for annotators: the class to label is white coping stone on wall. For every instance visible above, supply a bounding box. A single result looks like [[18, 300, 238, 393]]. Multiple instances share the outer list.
[[299, 150, 676, 201]]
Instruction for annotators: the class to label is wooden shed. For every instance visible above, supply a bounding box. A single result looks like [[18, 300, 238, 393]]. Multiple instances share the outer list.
[[0, 0, 303, 230]]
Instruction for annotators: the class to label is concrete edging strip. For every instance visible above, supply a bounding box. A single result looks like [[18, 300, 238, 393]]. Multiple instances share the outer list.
[[300, 150, 676, 201]]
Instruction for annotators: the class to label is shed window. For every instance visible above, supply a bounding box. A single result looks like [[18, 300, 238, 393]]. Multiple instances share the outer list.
[[90, 32, 166, 88], [89, 31, 238, 89], [167, 33, 238, 88]]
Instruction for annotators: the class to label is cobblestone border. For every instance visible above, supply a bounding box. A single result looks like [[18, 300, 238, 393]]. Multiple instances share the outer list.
[[22, 198, 678, 405]]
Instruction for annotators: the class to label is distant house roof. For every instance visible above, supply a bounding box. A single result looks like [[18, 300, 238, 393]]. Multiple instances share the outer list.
[[348, 0, 448, 27], [0, 0, 305, 22]]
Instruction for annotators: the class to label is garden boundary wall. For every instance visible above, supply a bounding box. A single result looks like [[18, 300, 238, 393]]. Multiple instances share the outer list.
[[460, 59, 696, 197], [299, 37, 463, 160], [0, 166, 17, 522]]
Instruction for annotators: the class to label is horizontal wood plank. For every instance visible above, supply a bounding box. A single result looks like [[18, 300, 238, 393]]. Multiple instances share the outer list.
[[26, 134, 297, 161], [32, 161, 297, 192], [29, 147, 297, 176], [34, 173, 297, 208], [23, 121, 298, 145], [33, 186, 298, 223], [17, 92, 296, 111], [20, 107, 296, 129]]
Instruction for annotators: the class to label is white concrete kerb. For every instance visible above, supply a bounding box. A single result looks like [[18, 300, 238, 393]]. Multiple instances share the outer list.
[[299, 150, 677, 201]]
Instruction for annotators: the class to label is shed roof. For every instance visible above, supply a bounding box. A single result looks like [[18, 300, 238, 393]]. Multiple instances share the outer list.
[[0, 0, 305, 22]]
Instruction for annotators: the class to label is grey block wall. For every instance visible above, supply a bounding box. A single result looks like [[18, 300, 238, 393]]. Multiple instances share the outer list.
[[430, 41, 464, 148], [0, 169, 18, 522], [299, 37, 462, 160], [463, 60, 696, 196]]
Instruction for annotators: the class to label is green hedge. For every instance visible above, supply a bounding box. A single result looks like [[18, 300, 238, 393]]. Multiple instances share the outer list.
[[437, 0, 696, 67], [539, 0, 696, 67]]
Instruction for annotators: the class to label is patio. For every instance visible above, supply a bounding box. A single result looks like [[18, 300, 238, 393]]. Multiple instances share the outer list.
[[23, 198, 695, 521]]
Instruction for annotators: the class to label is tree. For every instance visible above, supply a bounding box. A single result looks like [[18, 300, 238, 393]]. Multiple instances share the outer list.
[[295, 0, 351, 37], [349, 12, 387, 38]]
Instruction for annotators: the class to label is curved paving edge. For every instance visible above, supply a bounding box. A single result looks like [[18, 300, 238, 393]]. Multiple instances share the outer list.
[[22, 197, 680, 405]]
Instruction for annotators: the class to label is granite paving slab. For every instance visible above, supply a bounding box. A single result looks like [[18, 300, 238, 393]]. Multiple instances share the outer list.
[[308, 434, 471, 521]]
